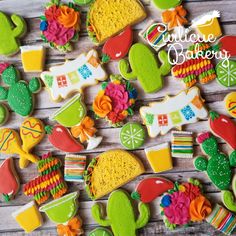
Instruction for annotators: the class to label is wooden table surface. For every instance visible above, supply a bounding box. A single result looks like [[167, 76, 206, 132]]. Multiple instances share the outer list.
[[0, 0, 236, 235]]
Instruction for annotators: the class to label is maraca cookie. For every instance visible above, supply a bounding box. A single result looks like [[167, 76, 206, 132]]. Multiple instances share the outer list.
[[224, 92, 236, 118]]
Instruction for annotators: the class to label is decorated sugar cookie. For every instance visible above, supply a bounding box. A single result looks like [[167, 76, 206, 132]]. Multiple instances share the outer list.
[[102, 27, 133, 63], [0, 12, 26, 56], [215, 35, 236, 57], [160, 179, 212, 230], [92, 75, 137, 126], [131, 177, 174, 203], [224, 92, 236, 118], [145, 143, 173, 173], [92, 189, 150, 236], [0, 158, 20, 202], [0, 63, 41, 117], [171, 131, 193, 158], [74, 0, 93, 5], [46, 124, 84, 153], [24, 152, 67, 205], [172, 42, 216, 88], [119, 43, 171, 93], [0, 104, 9, 126], [209, 111, 236, 150], [41, 50, 107, 102], [139, 21, 169, 51], [194, 132, 236, 190], [12, 201, 43, 233], [206, 204, 236, 235], [0, 117, 45, 169], [89, 228, 113, 236], [84, 149, 144, 200], [191, 11, 222, 40], [51, 94, 87, 127], [40, 0, 81, 52], [119, 122, 146, 150], [20, 46, 46, 72], [216, 60, 236, 87], [152, 0, 182, 10], [87, 0, 146, 44], [140, 87, 208, 138]]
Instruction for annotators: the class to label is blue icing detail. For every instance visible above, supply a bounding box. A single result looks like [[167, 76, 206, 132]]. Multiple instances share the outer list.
[[129, 89, 138, 99], [181, 105, 195, 121], [40, 21, 48, 31], [161, 195, 172, 207], [78, 64, 92, 79]]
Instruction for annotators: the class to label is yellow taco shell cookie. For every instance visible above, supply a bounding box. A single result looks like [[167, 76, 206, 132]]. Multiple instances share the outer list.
[[84, 149, 144, 200]]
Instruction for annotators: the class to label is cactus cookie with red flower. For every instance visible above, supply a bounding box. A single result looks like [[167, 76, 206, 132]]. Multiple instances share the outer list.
[[92, 75, 137, 126]]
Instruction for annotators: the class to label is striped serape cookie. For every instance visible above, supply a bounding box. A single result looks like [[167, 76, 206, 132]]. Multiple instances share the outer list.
[[206, 204, 236, 235], [64, 155, 87, 182], [171, 131, 193, 158]]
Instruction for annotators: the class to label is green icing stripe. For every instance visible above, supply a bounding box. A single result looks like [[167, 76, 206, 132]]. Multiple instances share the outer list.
[[22, 126, 43, 134], [0, 131, 12, 150]]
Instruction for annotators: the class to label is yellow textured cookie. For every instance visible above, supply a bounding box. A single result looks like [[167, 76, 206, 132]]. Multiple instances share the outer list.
[[84, 149, 144, 200], [87, 0, 146, 44]]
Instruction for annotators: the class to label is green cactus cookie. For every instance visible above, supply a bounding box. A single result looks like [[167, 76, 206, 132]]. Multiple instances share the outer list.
[[119, 43, 171, 93], [0, 12, 26, 56], [194, 132, 234, 190], [89, 227, 113, 236], [0, 63, 41, 117], [152, 0, 182, 10], [92, 189, 150, 236]]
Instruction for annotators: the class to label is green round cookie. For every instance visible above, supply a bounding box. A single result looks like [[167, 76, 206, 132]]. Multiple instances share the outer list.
[[0, 104, 8, 126], [89, 227, 113, 236], [120, 122, 145, 150], [152, 0, 182, 10], [216, 60, 236, 87], [73, 0, 93, 5]]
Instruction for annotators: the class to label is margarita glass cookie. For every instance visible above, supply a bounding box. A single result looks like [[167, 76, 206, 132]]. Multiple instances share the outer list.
[[92, 75, 137, 127], [160, 179, 212, 230], [0, 63, 41, 117], [224, 92, 236, 118], [91, 189, 150, 236], [0, 117, 45, 169], [0, 12, 26, 56], [0, 158, 20, 202], [40, 0, 81, 52], [24, 152, 67, 205]]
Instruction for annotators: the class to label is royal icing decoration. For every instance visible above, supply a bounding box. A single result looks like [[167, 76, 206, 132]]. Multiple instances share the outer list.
[[0, 117, 45, 169], [160, 179, 212, 230], [92, 189, 150, 236], [139, 21, 169, 51], [209, 111, 236, 150], [20, 46, 46, 72], [39, 192, 79, 224], [0, 12, 26, 56], [119, 122, 145, 150], [41, 50, 107, 102], [24, 152, 67, 205], [0, 63, 41, 117], [224, 92, 236, 118], [194, 132, 236, 190], [87, 0, 146, 44], [102, 26, 133, 63], [145, 143, 173, 173], [119, 43, 171, 93], [140, 87, 208, 137], [40, 0, 81, 52], [12, 201, 43, 233], [71, 116, 103, 150], [206, 204, 236, 235], [0, 158, 19, 202], [92, 75, 137, 126], [0, 103, 9, 126], [131, 177, 174, 203], [172, 43, 216, 88], [45, 124, 84, 153], [89, 228, 113, 236], [191, 11, 222, 40], [216, 60, 236, 87], [51, 94, 87, 127], [171, 131, 193, 158], [64, 155, 87, 182], [84, 149, 145, 200]]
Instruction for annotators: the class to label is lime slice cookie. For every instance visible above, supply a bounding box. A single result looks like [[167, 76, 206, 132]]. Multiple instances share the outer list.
[[73, 0, 93, 5], [89, 227, 113, 236], [120, 122, 145, 150], [216, 60, 236, 87]]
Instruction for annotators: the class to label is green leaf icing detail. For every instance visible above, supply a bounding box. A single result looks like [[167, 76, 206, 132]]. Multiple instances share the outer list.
[[145, 113, 154, 125]]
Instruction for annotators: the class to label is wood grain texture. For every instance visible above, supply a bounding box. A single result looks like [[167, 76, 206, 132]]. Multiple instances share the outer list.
[[0, 0, 236, 235]]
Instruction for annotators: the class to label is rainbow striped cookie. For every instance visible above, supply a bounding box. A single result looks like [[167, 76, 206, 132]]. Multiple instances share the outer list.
[[171, 131, 193, 158], [64, 155, 87, 182], [206, 204, 236, 235]]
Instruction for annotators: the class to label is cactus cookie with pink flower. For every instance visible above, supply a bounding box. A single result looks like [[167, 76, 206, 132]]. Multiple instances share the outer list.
[[194, 132, 236, 190]]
